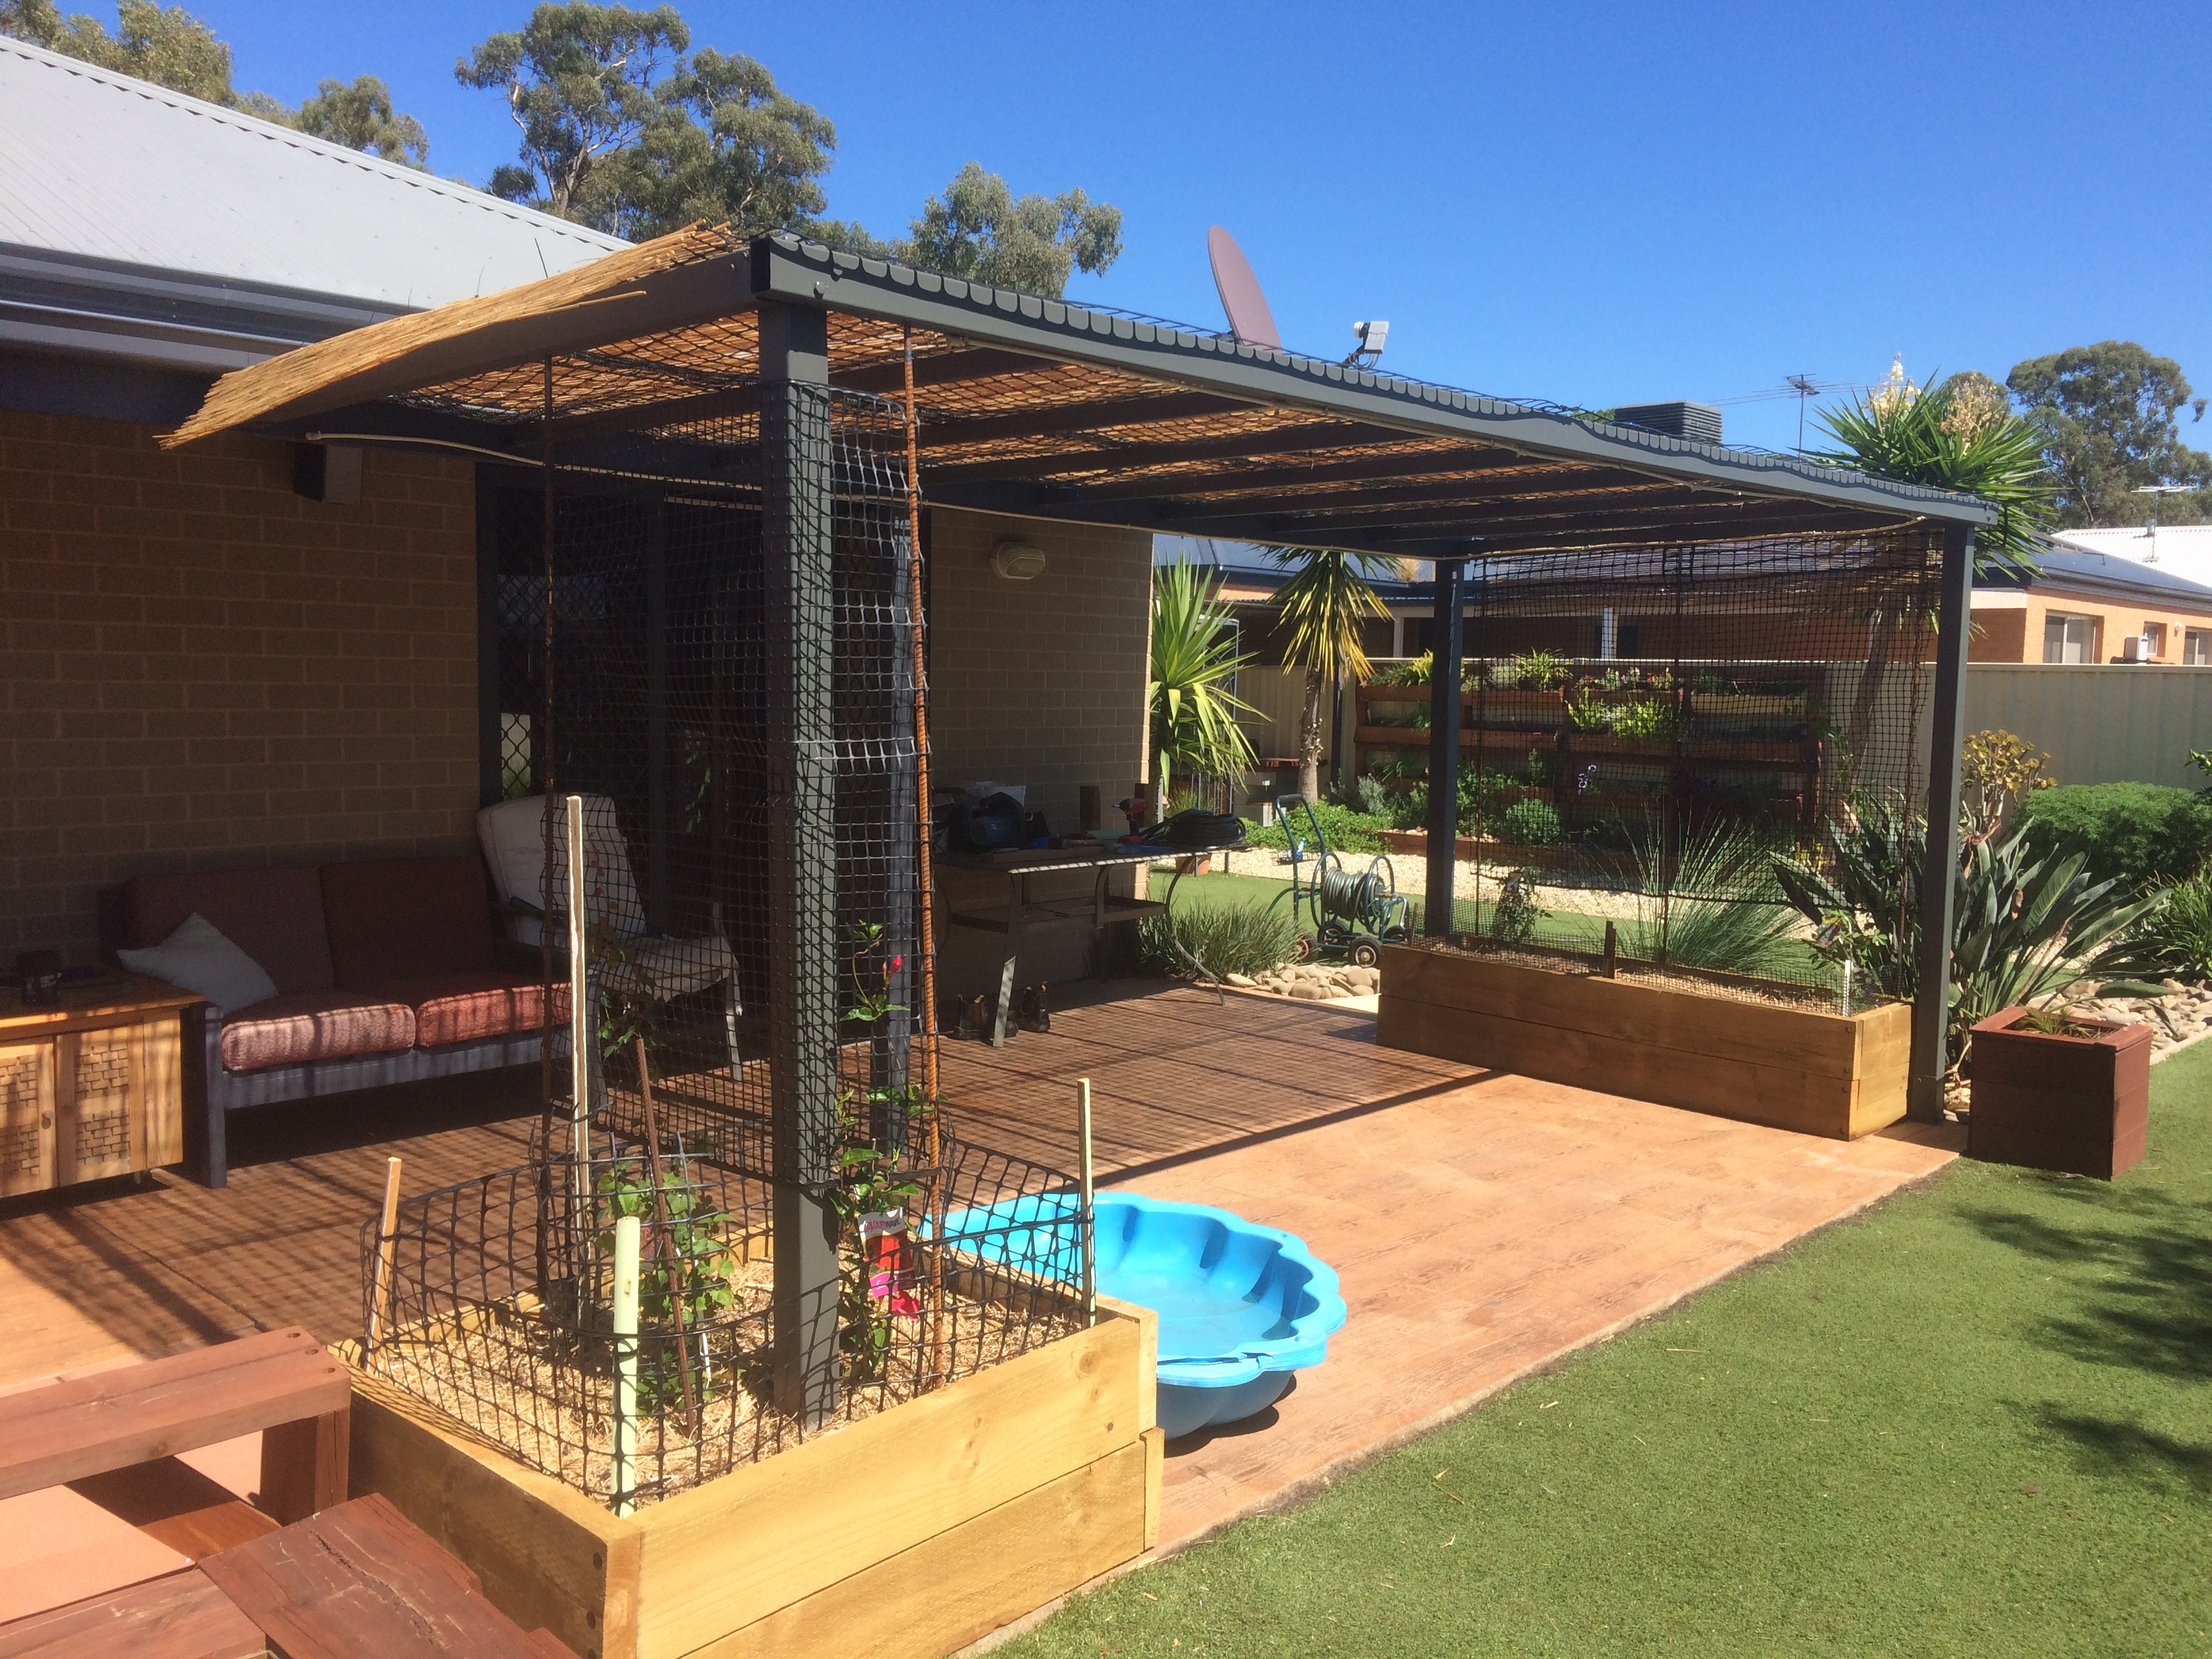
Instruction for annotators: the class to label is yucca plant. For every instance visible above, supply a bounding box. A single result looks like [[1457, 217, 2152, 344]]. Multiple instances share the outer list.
[[1149, 562, 1258, 804], [1265, 546, 1392, 804], [1776, 802, 2171, 1071], [1811, 365, 2053, 583]]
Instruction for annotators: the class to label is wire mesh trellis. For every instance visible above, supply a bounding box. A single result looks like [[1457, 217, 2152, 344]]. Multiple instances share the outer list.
[[366, 373, 1092, 1504], [359, 1129, 1087, 1509], [1361, 529, 1944, 1012]]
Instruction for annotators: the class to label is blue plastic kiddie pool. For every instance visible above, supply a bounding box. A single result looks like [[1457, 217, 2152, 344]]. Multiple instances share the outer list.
[[937, 1191, 1346, 1438]]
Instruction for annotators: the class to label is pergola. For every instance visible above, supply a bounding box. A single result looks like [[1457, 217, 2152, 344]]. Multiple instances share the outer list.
[[168, 226, 1995, 1412]]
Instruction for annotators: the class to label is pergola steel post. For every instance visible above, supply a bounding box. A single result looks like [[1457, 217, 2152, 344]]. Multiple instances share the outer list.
[[1908, 523, 1975, 1122], [1424, 556, 1467, 939], [759, 300, 842, 1425]]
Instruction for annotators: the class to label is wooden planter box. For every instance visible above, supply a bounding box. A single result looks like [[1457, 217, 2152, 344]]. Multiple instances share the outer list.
[[1968, 1006, 2152, 1179], [346, 1302, 1162, 1659], [1376, 942, 1910, 1139]]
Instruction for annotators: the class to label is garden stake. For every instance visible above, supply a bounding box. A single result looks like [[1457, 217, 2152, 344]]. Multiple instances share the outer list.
[[567, 795, 591, 1228], [634, 1036, 701, 1437], [610, 1212, 640, 1516], [1602, 920, 1617, 979], [905, 326, 948, 1390], [1078, 1078, 1097, 1328], [365, 1154, 403, 1353]]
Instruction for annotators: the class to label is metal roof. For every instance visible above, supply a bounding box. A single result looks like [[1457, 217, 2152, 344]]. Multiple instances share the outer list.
[[0, 36, 625, 418], [1986, 542, 2212, 607], [2053, 525, 2212, 592], [0, 39, 623, 309], [165, 228, 2000, 558]]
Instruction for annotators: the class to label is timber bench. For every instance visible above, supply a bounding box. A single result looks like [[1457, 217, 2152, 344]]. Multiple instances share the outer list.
[[0, 1327, 350, 1525], [0, 1496, 579, 1658]]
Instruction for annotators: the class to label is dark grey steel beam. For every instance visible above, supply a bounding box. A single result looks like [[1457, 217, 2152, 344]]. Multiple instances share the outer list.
[[924, 420, 1378, 484], [1425, 558, 1467, 938], [915, 388, 1242, 449], [1055, 443, 1535, 504], [1909, 523, 1975, 1122], [1153, 466, 1677, 521], [1354, 506, 1912, 555], [760, 299, 842, 1428]]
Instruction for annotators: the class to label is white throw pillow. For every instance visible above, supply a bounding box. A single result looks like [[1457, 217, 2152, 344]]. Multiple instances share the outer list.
[[118, 912, 278, 1014]]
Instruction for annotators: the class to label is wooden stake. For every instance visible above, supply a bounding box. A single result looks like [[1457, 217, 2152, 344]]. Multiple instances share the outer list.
[[634, 1038, 700, 1436], [610, 1212, 640, 1516], [365, 1155, 403, 1353], [1077, 1078, 1096, 1328]]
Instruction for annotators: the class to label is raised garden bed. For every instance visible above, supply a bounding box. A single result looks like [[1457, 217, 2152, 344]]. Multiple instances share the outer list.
[[1376, 940, 1910, 1139], [344, 1140, 1160, 1659], [348, 1305, 1158, 1659]]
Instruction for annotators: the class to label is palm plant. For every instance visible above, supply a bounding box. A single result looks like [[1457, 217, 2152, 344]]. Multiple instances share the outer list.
[[1265, 546, 1393, 804], [1149, 561, 1258, 806], [1810, 364, 2053, 584]]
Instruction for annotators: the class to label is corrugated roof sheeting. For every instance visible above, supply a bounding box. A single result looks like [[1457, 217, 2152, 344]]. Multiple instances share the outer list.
[[0, 39, 623, 310]]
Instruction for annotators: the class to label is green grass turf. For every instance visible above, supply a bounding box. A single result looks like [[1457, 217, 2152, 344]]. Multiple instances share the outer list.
[[1003, 1044, 2212, 1658], [1153, 867, 1614, 949]]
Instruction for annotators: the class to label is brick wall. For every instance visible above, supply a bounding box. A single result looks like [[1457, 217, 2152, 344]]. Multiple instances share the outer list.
[[926, 509, 1151, 996], [1, 411, 480, 966]]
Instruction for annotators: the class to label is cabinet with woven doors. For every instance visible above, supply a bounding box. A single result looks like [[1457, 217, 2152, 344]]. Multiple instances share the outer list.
[[0, 979, 201, 1196]]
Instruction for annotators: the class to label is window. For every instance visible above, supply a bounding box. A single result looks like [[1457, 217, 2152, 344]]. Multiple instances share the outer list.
[[2043, 613, 2097, 664], [2186, 630, 2211, 666], [2144, 621, 2168, 661]]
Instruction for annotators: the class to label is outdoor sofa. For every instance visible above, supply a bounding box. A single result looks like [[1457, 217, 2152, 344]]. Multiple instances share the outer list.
[[116, 857, 563, 1186]]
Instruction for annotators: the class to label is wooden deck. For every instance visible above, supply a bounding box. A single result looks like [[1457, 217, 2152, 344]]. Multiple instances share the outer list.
[[0, 981, 1960, 1597]]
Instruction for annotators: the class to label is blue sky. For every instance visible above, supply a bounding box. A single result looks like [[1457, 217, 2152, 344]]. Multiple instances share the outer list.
[[182, 0, 2210, 453]]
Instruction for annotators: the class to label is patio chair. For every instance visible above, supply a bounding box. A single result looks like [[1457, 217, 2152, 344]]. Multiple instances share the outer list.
[[476, 795, 741, 1073]]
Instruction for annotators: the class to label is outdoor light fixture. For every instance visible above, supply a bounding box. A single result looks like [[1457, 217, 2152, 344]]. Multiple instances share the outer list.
[[991, 539, 1047, 581]]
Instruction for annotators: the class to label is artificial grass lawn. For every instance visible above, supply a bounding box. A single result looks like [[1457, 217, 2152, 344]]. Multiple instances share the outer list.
[[1006, 1044, 2212, 1657], [1156, 867, 1614, 949]]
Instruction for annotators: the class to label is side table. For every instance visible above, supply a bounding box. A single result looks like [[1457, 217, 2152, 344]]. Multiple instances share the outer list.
[[0, 976, 205, 1196]]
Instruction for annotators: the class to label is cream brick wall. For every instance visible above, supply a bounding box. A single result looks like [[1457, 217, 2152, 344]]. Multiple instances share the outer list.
[[1, 411, 480, 965], [926, 509, 1152, 999]]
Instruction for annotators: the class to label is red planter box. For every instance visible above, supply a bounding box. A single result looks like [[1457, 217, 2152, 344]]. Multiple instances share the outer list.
[[1967, 1006, 2152, 1180]]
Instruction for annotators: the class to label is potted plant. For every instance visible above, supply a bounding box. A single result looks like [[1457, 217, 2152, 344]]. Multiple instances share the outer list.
[[1968, 1005, 2152, 1179]]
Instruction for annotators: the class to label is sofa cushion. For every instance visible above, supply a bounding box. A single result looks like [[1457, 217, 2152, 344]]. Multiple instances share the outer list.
[[368, 972, 569, 1048], [123, 866, 334, 993], [118, 912, 277, 1015], [320, 857, 499, 989], [220, 991, 416, 1073]]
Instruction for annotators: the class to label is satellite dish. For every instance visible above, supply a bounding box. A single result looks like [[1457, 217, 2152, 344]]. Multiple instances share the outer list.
[[1207, 226, 1282, 350]]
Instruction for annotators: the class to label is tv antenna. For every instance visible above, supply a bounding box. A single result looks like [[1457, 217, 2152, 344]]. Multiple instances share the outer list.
[[2133, 483, 2193, 564], [1207, 226, 1282, 350], [1786, 373, 1819, 451], [1345, 320, 1389, 369]]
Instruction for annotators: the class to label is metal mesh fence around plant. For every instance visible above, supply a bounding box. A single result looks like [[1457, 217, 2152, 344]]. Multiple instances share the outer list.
[[359, 1128, 1088, 1509], [1358, 530, 1943, 1012]]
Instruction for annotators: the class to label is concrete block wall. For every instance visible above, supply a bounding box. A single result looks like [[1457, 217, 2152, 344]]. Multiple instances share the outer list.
[[1, 411, 480, 965], [926, 508, 1151, 998]]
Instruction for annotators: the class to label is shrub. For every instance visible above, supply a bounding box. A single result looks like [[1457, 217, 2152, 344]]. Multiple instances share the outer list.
[[1244, 800, 1387, 854], [1498, 799, 1562, 846], [2138, 865, 2212, 981], [2015, 783, 2212, 890], [1140, 901, 1296, 979]]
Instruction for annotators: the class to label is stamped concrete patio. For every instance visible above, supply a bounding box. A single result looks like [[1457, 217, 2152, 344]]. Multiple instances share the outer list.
[[0, 982, 1961, 1619]]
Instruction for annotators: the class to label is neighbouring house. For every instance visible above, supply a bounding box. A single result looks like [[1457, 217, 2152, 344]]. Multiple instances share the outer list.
[[1969, 542, 2212, 664]]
